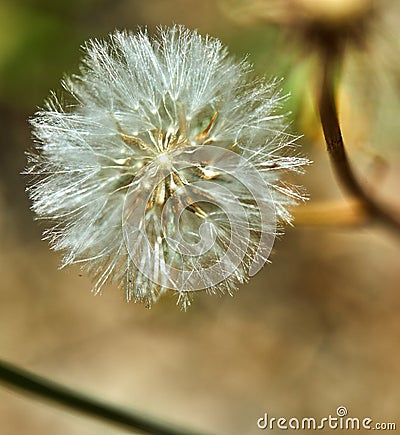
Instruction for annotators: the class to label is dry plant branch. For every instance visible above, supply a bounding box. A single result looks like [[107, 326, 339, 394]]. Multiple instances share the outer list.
[[318, 48, 400, 232], [293, 198, 368, 227], [0, 360, 204, 435]]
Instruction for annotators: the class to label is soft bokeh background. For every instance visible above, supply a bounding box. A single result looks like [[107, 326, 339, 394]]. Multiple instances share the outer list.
[[0, 1, 399, 434]]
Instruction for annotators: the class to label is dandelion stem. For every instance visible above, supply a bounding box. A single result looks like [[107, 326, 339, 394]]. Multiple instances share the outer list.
[[293, 199, 368, 227], [0, 359, 204, 435], [318, 50, 400, 232]]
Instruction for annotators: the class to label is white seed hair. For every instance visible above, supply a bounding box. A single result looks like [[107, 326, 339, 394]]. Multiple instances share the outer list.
[[26, 25, 309, 308]]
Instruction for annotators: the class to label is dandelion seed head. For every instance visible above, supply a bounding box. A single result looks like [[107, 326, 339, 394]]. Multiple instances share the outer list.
[[26, 25, 309, 308]]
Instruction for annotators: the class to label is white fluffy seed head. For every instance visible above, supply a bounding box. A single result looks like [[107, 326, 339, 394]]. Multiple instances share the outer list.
[[26, 25, 309, 309]]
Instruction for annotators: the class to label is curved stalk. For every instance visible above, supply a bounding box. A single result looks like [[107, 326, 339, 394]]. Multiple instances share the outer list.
[[0, 360, 204, 435], [318, 50, 400, 232]]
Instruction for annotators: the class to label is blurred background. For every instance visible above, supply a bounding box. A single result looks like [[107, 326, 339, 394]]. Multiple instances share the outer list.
[[0, 0, 399, 434]]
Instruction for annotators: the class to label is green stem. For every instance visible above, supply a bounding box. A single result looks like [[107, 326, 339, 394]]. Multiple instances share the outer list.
[[0, 359, 205, 435]]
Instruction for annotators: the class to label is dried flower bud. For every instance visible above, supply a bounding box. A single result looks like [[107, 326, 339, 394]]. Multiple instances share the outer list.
[[26, 25, 308, 308], [220, 0, 375, 50]]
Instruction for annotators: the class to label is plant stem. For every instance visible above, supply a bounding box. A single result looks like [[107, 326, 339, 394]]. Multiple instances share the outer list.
[[318, 49, 400, 232], [293, 199, 368, 227], [0, 359, 204, 435]]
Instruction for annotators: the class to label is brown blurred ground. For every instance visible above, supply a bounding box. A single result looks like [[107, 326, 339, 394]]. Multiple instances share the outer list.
[[0, 1, 399, 434]]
